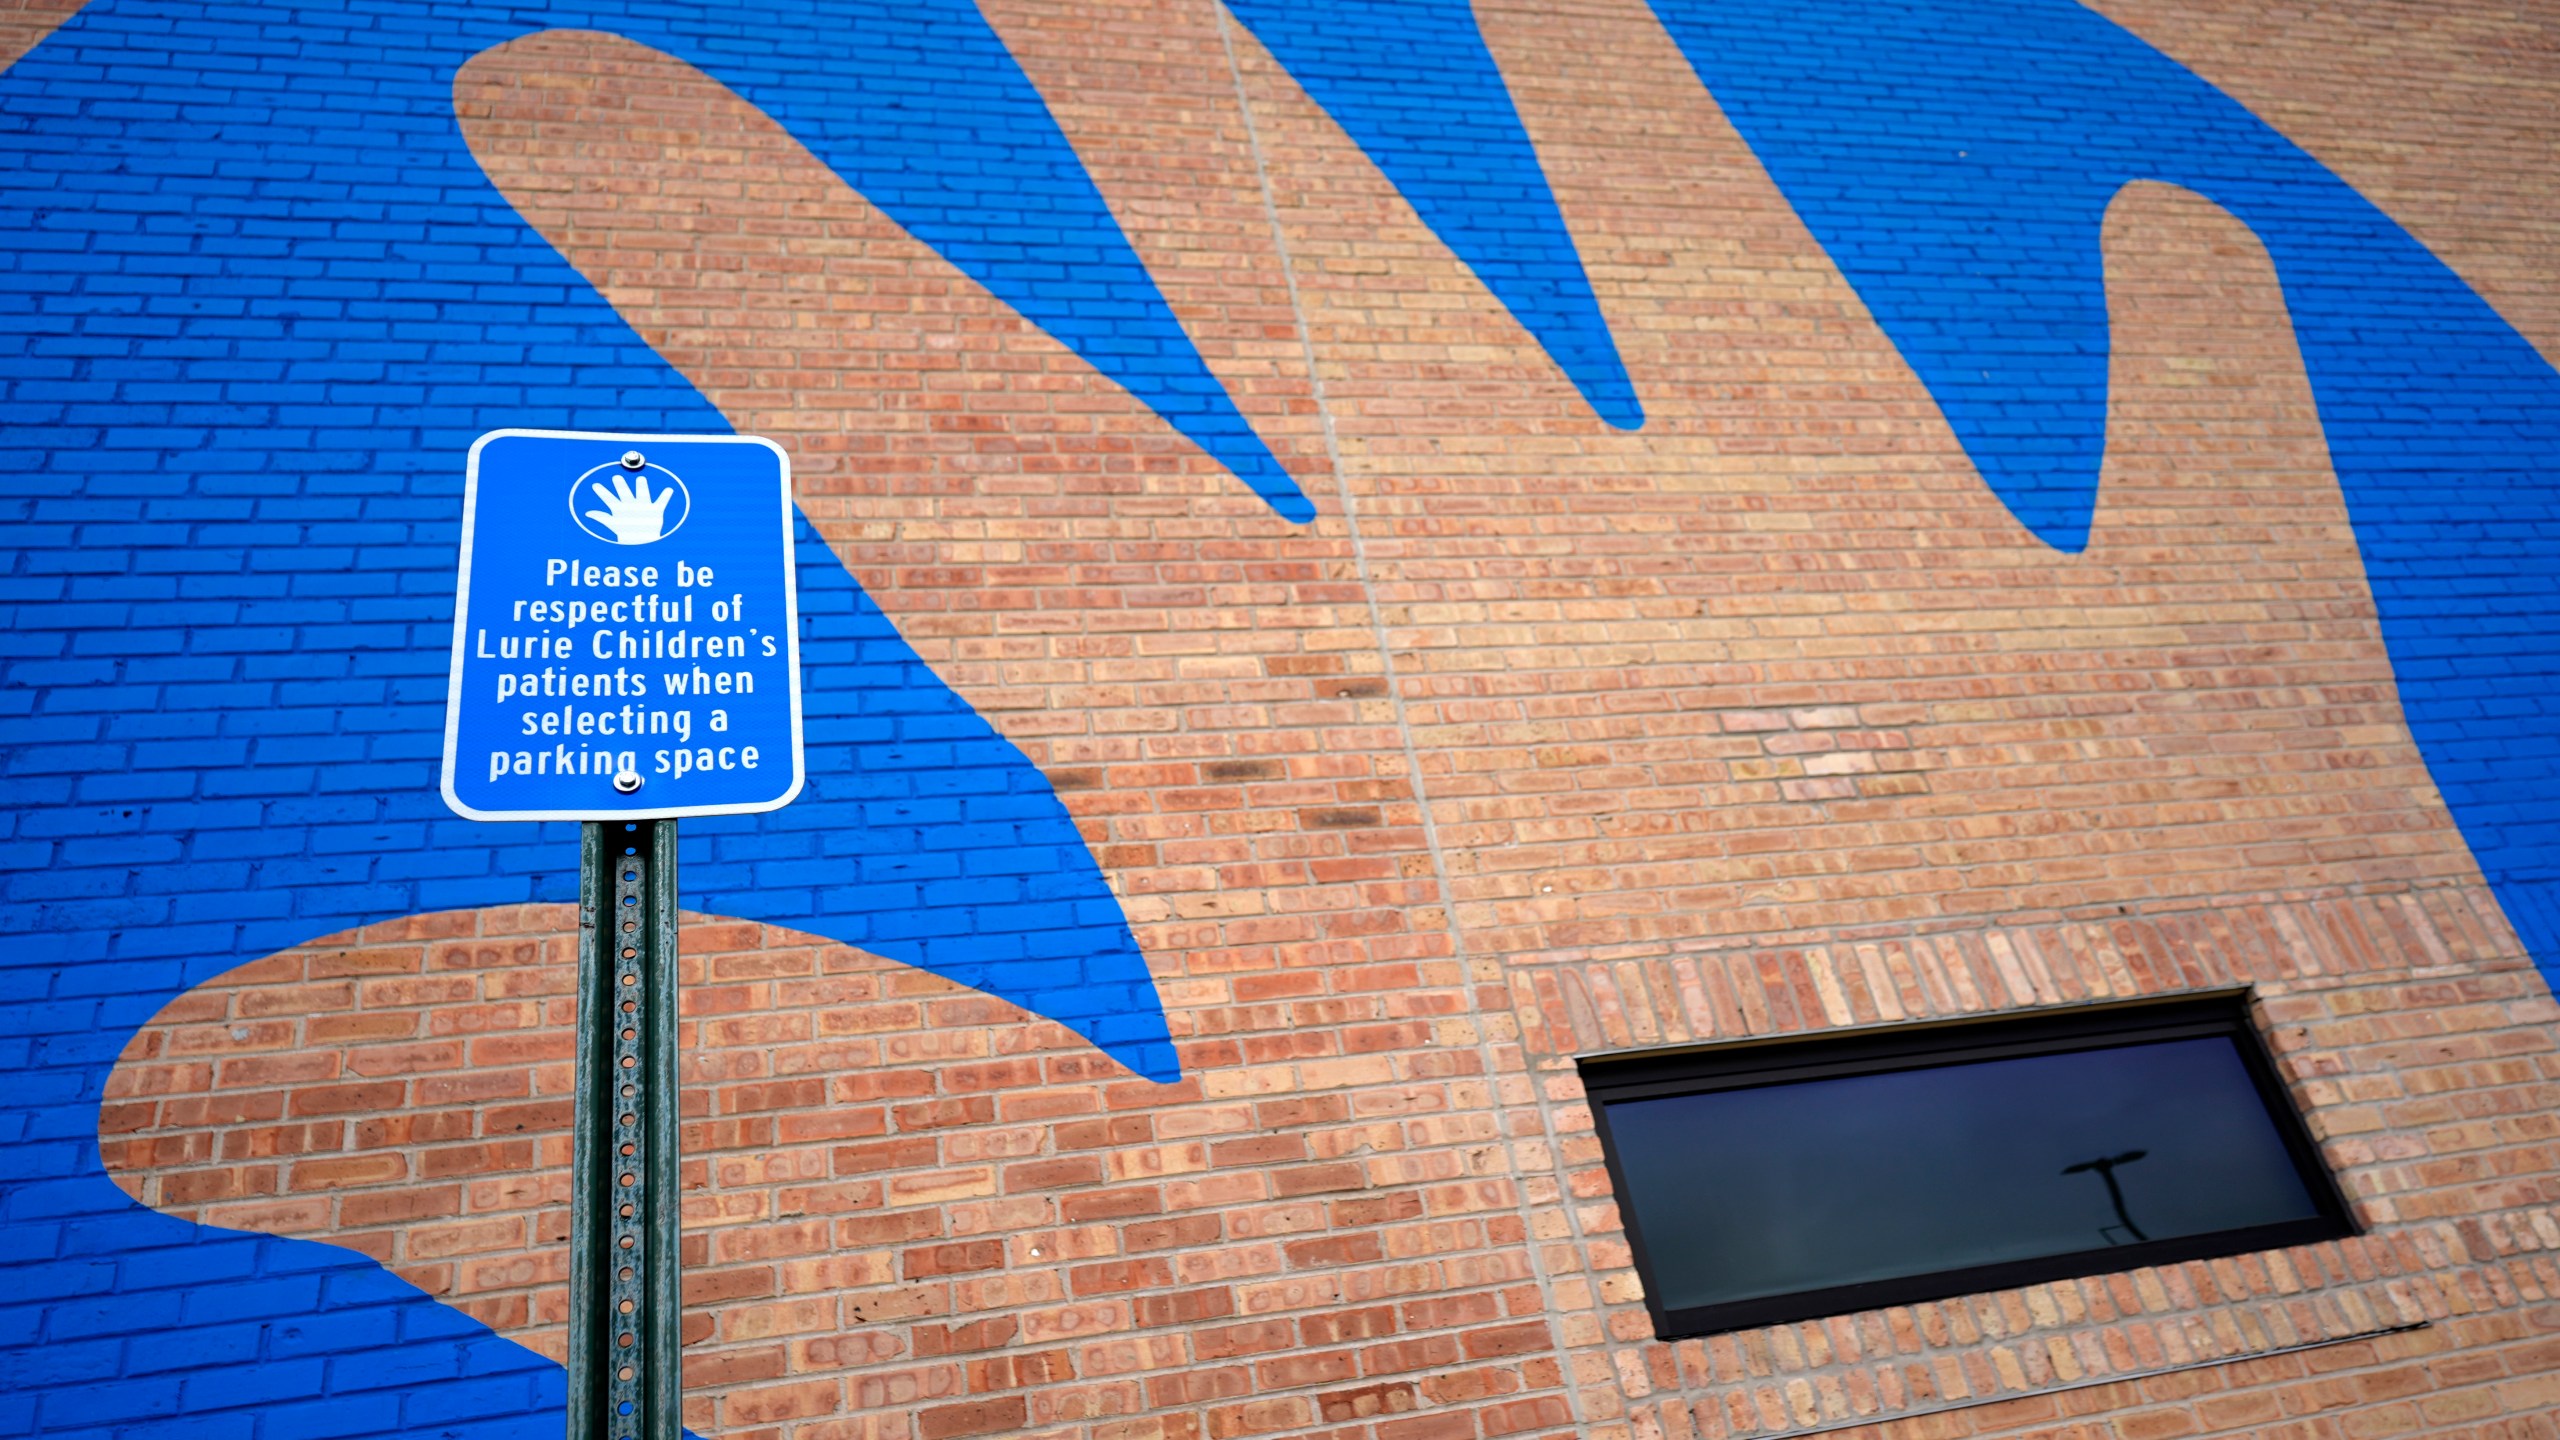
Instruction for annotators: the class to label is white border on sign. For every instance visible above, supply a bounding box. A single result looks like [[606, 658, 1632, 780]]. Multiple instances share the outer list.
[[440, 428, 807, 822]]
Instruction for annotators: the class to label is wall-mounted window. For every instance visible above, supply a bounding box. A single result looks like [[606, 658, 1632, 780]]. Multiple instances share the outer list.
[[1579, 991, 2356, 1339]]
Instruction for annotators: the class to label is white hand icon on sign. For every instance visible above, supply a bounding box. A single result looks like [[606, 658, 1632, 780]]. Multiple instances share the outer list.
[[586, 470, 674, 545]]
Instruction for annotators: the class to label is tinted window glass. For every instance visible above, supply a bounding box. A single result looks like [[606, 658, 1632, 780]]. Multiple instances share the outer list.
[[1606, 1037, 2316, 1311], [1581, 995, 2353, 1337]]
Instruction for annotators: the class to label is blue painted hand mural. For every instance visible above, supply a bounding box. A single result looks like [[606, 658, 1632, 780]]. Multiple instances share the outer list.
[[7, 0, 2560, 1433]]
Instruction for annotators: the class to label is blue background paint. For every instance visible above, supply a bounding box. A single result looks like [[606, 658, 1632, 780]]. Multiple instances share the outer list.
[[3, 0, 2557, 1433], [1223, 0, 1644, 429], [1643, 0, 2560, 975], [0, 2, 1192, 1432]]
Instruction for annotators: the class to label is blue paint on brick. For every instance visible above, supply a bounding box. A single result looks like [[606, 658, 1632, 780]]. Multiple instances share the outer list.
[[2, 0, 1200, 1430], [1224, 0, 1642, 429], [1643, 0, 2560, 985]]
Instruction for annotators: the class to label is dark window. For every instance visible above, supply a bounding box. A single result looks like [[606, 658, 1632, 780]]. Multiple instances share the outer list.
[[1580, 991, 2355, 1339]]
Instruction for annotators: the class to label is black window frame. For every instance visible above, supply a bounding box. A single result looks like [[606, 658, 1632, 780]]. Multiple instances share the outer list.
[[1578, 989, 2358, 1340]]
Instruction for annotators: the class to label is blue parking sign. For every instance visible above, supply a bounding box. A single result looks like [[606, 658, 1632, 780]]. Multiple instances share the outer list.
[[442, 430, 804, 820]]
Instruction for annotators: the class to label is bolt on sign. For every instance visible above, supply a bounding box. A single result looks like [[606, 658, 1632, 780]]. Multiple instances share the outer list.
[[442, 428, 804, 820], [442, 429, 805, 1440]]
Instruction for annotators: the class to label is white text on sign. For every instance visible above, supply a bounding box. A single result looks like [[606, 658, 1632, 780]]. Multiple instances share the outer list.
[[474, 556, 779, 784]]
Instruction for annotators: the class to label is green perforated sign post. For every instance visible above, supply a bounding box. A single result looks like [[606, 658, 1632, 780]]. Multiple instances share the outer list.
[[573, 819, 683, 1440]]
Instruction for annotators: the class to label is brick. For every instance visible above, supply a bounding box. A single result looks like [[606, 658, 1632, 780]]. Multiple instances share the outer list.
[[918, 1396, 1029, 1440], [902, 1241, 1007, 1280]]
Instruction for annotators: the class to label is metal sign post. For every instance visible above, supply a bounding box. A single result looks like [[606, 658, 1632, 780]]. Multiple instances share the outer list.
[[442, 431, 803, 1440], [570, 819, 683, 1440]]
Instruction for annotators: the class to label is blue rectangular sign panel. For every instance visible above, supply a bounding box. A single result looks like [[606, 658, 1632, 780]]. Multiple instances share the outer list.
[[442, 429, 804, 820]]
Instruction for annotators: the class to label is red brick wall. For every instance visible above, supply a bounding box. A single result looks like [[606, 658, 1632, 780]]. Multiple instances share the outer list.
[[91, 0, 2560, 1437]]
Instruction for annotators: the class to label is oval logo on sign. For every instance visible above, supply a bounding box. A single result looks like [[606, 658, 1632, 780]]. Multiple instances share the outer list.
[[570, 458, 692, 546]]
